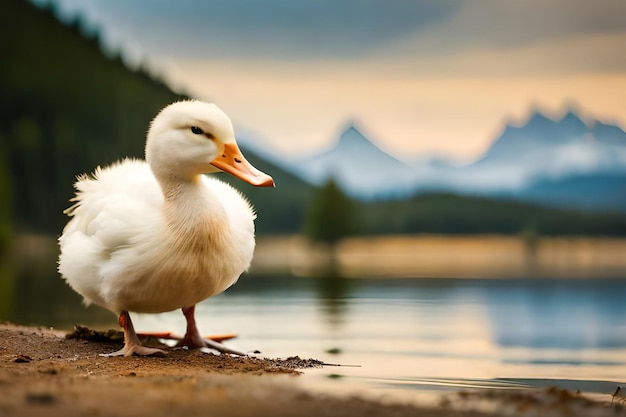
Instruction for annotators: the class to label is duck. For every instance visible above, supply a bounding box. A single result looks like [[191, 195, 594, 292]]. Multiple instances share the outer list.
[[58, 100, 274, 357]]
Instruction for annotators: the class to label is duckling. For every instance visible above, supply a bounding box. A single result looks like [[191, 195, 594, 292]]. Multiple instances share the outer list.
[[59, 100, 274, 356]]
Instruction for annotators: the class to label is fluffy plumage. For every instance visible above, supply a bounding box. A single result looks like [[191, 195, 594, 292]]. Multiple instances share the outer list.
[[58, 100, 273, 356]]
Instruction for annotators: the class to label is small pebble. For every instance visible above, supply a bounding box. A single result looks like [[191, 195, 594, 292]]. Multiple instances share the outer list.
[[14, 355, 32, 363]]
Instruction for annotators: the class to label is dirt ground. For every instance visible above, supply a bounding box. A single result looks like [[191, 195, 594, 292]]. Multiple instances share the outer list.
[[0, 322, 624, 417]]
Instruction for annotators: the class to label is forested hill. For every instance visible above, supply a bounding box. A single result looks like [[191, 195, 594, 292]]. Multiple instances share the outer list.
[[0, 0, 314, 237], [0, 0, 185, 233]]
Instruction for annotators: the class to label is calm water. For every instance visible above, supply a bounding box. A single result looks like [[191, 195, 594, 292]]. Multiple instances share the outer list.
[[3, 252, 626, 403]]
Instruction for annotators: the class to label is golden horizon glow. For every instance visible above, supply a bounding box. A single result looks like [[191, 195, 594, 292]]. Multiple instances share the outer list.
[[163, 55, 626, 161]]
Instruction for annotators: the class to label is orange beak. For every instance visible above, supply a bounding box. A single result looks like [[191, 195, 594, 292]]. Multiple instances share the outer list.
[[210, 143, 275, 187]]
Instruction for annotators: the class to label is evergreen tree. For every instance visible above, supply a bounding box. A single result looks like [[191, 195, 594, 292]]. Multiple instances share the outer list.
[[304, 179, 357, 245]]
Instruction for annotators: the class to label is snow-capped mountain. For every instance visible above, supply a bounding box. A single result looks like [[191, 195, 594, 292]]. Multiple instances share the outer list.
[[293, 123, 416, 199], [237, 108, 626, 210], [456, 110, 626, 192]]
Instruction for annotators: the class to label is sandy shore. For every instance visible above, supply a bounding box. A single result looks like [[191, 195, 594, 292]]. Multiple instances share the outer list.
[[1, 322, 624, 417]]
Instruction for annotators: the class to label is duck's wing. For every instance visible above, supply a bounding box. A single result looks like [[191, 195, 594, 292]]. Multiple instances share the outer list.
[[59, 159, 163, 307], [60, 158, 162, 253]]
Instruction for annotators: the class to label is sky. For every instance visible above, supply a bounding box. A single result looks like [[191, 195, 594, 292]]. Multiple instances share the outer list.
[[34, 0, 626, 161]]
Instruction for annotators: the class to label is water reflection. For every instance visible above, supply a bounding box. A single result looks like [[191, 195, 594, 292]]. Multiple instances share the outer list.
[[312, 269, 353, 327], [484, 279, 626, 349]]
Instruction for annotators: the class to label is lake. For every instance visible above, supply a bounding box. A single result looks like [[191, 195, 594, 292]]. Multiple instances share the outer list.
[[3, 235, 626, 405]]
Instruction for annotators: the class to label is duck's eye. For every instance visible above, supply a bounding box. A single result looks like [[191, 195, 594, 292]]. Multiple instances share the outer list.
[[191, 126, 203, 135]]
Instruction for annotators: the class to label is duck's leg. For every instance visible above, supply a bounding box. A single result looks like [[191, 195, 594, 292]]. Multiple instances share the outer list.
[[136, 331, 238, 343], [176, 305, 246, 356], [100, 311, 166, 357]]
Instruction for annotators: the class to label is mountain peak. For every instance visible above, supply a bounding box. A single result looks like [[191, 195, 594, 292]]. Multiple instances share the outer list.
[[295, 120, 413, 197], [525, 111, 554, 129], [481, 106, 597, 163], [336, 122, 377, 149], [558, 109, 587, 129]]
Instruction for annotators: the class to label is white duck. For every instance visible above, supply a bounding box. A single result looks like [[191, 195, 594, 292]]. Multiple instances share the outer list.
[[58, 100, 274, 356]]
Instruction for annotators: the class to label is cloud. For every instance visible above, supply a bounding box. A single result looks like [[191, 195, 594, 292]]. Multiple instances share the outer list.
[[36, 0, 460, 59], [390, 32, 626, 76], [383, 0, 626, 56], [34, 0, 626, 66]]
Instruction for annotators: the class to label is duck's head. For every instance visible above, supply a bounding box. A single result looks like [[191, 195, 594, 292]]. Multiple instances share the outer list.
[[146, 100, 274, 187]]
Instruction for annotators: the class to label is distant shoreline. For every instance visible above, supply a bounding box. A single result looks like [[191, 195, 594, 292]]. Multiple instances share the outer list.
[[254, 234, 626, 279], [9, 233, 626, 279]]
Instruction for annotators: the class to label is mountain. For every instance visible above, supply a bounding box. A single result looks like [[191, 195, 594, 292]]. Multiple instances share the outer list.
[[484, 111, 587, 161], [285, 109, 626, 211], [518, 173, 626, 212], [294, 123, 416, 198], [458, 110, 626, 192]]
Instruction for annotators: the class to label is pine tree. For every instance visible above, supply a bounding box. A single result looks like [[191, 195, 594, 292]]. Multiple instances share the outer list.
[[304, 178, 357, 245]]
